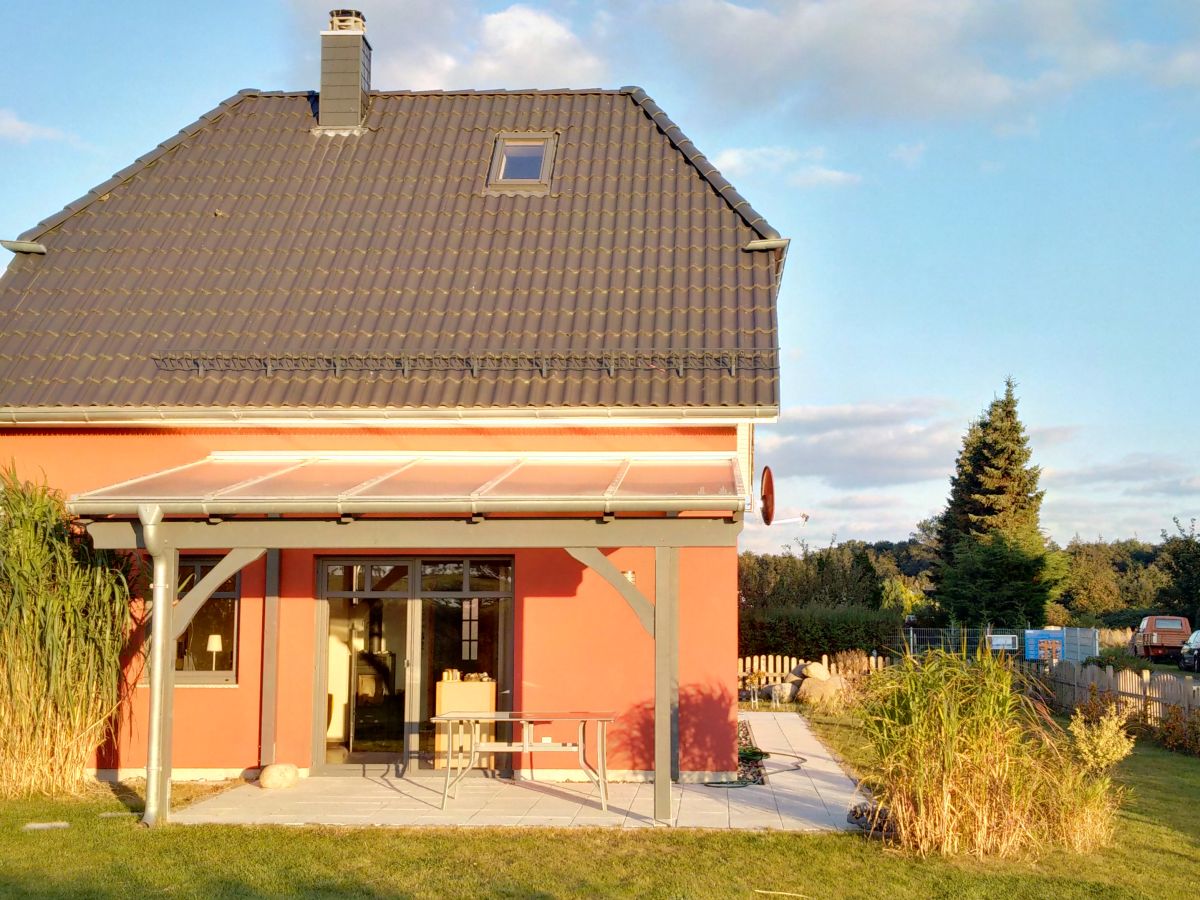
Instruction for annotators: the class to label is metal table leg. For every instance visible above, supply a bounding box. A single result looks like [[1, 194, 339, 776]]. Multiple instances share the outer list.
[[598, 720, 609, 811], [440, 719, 453, 810]]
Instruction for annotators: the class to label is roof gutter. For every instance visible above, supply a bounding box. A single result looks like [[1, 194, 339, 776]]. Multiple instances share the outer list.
[[68, 496, 745, 518], [0, 405, 781, 427]]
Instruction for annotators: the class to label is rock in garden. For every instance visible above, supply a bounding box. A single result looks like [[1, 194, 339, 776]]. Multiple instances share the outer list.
[[258, 763, 299, 789], [764, 682, 797, 703], [798, 674, 845, 706], [802, 661, 831, 682]]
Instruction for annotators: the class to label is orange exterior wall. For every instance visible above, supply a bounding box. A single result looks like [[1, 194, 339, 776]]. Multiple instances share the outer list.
[[515, 545, 737, 774], [3, 425, 738, 776]]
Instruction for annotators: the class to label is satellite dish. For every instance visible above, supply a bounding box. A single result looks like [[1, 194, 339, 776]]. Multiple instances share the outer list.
[[760, 466, 775, 526]]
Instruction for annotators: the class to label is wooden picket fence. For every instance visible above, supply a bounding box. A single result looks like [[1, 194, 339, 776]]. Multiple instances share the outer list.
[[1022, 659, 1200, 724], [738, 652, 891, 684]]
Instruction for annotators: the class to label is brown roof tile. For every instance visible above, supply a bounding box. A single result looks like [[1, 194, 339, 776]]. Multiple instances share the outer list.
[[0, 89, 782, 415]]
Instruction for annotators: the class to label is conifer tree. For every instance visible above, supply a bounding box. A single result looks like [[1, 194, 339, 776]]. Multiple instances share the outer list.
[[935, 379, 1055, 627]]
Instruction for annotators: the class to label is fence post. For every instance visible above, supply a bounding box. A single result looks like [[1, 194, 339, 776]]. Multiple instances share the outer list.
[[1140, 669, 1151, 722]]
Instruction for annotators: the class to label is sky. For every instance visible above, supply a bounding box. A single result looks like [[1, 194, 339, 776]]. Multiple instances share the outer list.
[[1, 1, 1197, 552]]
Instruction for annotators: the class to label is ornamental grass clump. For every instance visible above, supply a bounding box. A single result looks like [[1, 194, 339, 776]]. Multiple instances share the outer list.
[[0, 467, 132, 796], [859, 647, 1127, 859]]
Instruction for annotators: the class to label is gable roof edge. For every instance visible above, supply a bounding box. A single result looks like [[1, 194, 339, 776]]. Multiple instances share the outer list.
[[17, 90, 260, 243], [621, 86, 780, 242]]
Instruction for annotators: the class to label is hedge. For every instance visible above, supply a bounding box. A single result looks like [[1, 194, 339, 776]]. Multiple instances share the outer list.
[[739, 605, 904, 658]]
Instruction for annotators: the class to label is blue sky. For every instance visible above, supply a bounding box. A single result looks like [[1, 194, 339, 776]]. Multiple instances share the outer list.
[[1, 1, 1197, 550]]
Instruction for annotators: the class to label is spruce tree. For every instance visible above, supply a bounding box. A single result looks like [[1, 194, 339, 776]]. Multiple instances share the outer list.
[[935, 379, 1055, 627]]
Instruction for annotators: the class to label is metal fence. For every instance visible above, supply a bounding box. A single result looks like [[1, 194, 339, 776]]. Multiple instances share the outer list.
[[899, 627, 1098, 662]]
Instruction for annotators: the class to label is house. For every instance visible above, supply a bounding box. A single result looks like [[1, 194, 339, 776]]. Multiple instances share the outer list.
[[0, 10, 785, 825]]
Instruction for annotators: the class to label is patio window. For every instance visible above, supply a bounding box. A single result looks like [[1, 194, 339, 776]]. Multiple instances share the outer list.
[[175, 558, 239, 684]]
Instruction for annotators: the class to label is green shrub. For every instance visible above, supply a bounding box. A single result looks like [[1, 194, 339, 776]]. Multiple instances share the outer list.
[[859, 647, 1125, 858], [1069, 706, 1134, 773], [1157, 707, 1200, 756], [739, 605, 902, 657], [1083, 647, 1150, 672]]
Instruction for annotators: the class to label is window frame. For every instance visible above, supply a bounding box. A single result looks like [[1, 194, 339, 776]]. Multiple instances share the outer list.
[[173, 557, 241, 686], [486, 132, 558, 193]]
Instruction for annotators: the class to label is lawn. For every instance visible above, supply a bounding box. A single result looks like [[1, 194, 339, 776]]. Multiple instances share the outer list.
[[0, 730, 1195, 899]]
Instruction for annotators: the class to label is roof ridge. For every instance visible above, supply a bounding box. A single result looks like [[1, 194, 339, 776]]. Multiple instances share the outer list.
[[17, 90, 259, 243], [620, 86, 781, 242]]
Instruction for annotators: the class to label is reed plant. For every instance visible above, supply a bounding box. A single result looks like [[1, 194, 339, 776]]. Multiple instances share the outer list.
[[0, 467, 132, 796], [859, 647, 1125, 858]]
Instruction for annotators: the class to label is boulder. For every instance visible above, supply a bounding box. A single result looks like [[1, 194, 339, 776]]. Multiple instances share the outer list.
[[797, 673, 846, 708], [801, 661, 831, 682], [258, 763, 300, 790], [763, 682, 798, 704]]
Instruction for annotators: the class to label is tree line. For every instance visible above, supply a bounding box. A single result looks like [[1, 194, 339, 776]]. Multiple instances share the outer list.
[[742, 379, 1200, 634]]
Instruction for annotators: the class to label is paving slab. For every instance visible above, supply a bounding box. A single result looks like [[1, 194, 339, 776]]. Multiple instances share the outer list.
[[172, 712, 864, 831]]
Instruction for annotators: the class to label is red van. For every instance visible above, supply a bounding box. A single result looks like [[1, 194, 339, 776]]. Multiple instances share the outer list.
[[1130, 615, 1193, 660]]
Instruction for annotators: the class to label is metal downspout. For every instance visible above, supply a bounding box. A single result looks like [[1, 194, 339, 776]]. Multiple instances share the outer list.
[[140, 505, 176, 827]]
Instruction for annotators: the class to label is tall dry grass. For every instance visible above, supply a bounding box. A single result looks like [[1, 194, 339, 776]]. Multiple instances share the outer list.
[[0, 467, 133, 796], [859, 647, 1126, 858]]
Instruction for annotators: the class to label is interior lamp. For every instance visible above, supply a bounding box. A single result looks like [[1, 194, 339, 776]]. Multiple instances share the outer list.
[[206, 633, 223, 671]]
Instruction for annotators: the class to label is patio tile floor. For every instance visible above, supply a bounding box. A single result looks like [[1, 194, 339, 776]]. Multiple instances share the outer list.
[[173, 712, 864, 831]]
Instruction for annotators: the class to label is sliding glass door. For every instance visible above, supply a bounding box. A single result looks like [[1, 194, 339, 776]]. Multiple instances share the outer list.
[[318, 557, 512, 771]]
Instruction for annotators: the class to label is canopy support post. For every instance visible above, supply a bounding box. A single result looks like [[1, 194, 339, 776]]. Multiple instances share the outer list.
[[260, 548, 281, 767], [140, 505, 177, 828], [654, 545, 679, 824]]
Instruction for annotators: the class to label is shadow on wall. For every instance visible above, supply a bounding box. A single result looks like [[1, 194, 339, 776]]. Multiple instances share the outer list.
[[96, 591, 150, 771], [613, 683, 736, 774]]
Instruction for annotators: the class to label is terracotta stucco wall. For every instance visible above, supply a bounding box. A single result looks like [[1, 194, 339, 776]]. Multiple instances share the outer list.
[[4, 425, 738, 776]]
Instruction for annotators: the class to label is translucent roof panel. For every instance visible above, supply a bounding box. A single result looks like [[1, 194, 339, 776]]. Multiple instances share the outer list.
[[217, 460, 413, 500], [615, 460, 738, 498], [354, 460, 516, 499], [70, 453, 745, 515], [482, 462, 624, 498], [84, 460, 288, 501]]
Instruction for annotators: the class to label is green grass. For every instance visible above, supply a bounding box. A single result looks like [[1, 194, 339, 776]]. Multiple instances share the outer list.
[[0, 737, 1195, 899], [808, 709, 1200, 899]]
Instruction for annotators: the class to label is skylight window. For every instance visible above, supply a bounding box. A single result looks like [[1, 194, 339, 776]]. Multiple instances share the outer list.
[[488, 133, 557, 191]]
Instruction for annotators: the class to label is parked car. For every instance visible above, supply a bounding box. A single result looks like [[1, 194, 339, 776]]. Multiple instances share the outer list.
[[1179, 630, 1200, 673], [1130, 615, 1192, 661]]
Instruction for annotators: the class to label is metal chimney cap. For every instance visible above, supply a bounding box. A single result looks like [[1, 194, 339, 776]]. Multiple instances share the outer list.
[[328, 9, 366, 31]]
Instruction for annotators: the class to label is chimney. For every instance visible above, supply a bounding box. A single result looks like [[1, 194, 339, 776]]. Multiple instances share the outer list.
[[319, 9, 371, 129]]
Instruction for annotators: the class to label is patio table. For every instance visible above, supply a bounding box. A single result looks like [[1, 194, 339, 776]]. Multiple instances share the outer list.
[[431, 711, 614, 811]]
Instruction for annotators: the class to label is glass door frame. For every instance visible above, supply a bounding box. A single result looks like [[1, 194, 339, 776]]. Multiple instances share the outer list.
[[311, 555, 514, 774]]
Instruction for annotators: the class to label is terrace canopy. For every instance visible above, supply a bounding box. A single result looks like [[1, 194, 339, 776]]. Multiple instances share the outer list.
[[70, 451, 746, 826]]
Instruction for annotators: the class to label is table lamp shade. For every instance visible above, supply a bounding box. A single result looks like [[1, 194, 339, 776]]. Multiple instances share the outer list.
[[206, 633, 223, 653]]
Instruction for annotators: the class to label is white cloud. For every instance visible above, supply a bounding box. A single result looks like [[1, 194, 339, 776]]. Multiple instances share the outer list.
[[890, 141, 927, 167], [712, 146, 805, 178], [756, 399, 959, 489], [788, 165, 862, 188], [713, 146, 857, 188], [646, 1, 1200, 125], [0, 109, 67, 144], [290, 2, 605, 91], [455, 5, 606, 88]]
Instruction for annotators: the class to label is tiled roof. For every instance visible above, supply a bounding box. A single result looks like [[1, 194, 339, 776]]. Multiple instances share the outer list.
[[0, 88, 783, 415]]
